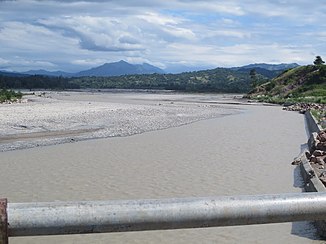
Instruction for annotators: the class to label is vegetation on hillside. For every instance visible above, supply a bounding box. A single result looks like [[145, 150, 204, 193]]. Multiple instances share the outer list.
[[247, 56, 326, 104], [68, 68, 252, 93], [311, 109, 326, 129], [0, 67, 272, 93], [0, 64, 299, 94]]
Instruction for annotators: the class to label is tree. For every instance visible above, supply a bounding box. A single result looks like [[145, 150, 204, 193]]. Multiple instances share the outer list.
[[249, 69, 258, 88], [314, 56, 325, 65]]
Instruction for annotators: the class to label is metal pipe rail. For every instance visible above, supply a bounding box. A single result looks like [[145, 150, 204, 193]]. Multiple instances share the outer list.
[[1, 192, 326, 243]]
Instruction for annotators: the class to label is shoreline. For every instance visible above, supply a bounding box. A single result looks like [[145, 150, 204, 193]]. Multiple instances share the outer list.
[[0, 91, 247, 152]]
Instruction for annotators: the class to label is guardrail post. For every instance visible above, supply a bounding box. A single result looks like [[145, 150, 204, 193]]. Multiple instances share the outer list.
[[0, 199, 8, 244]]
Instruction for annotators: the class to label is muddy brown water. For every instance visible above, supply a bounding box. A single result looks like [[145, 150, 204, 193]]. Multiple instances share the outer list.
[[0, 93, 322, 243]]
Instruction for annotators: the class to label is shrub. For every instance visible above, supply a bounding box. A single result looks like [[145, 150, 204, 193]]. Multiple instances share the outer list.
[[0, 89, 23, 103]]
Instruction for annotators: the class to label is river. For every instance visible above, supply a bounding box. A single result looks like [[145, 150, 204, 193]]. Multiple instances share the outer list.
[[0, 92, 321, 243]]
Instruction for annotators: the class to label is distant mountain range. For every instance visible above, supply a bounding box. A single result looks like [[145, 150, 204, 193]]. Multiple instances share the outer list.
[[0, 71, 29, 77], [20, 60, 164, 77], [231, 63, 299, 79], [76, 60, 164, 77], [22, 69, 73, 77], [232, 63, 299, 71], [0, 61, 299, 78]]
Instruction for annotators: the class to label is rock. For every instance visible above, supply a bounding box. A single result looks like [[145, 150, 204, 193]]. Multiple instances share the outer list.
[[310, 156, 318, 163], [316, 157, 324, 165], [308, 169, 315, 177], [283, 103, 326, 114], [317, 131, 326, 142], [316, 142, 326, 151], [313, 150, 324, 157], [291, 157, 302, 165], [305, 151, 311, 159]]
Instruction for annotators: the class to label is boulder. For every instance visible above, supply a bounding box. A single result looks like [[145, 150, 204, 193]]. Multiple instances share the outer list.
[[317, 131, 326, 142], [316, 157, 325, 165], [310, 156, 317, 163], [313, 150, 325, 157], [316, 142, 326, 151], [291, 157, 302, 165]]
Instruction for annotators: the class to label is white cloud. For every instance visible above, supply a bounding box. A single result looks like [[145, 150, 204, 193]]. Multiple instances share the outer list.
[[0, 57, 57, 72], [0, 0, 325, 72], [0, 21, 79, 52], [0, 58, 9, 66], [207, 30, 251, 39]]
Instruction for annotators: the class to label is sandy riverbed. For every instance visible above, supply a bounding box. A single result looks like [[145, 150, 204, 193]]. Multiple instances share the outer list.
[[0, 91, 244, 151]]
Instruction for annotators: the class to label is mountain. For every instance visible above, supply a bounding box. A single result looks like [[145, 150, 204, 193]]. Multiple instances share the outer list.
[[22, 69, 73, 77], [164, 64, 214, 74], [234, 63, 299, 71], [230, 63, 300, 79], [18, 61, 164, 77], [76, 60, 164, 77], [2, 62, 300, 93], [0, 70, 29, 77], [138, 63, 165, 74], [2, 62, 297, 78]]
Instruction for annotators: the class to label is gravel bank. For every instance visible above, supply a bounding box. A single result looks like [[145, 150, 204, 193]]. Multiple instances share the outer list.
[[0, 91, 243, 151]]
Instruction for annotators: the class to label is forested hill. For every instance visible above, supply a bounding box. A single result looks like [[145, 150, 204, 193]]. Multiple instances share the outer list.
[[68, 68, 253, 93], [248, 64, 326, 102], [0, 65, 291, 93]]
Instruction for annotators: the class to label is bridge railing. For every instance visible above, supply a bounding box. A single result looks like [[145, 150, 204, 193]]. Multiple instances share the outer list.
[[1, 192, 326, 243]]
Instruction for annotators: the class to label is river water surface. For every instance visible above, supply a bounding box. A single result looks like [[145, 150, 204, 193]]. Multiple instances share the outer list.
[[0, 92, 322, 243]]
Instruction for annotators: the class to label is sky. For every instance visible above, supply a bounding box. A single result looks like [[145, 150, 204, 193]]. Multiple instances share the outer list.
[[0, 0, 325, 73]]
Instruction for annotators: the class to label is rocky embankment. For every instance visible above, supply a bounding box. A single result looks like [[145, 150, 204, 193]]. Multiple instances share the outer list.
[[283, 103, 326, 114], [305, 130, 326, 185], [283, 103, 326, 128]]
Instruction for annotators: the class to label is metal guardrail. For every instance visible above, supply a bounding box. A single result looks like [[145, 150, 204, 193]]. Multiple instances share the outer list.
[[1, 192, 326, 243]]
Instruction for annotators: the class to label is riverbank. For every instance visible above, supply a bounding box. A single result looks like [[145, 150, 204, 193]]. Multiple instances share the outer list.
[[0, 91, 244, 152]]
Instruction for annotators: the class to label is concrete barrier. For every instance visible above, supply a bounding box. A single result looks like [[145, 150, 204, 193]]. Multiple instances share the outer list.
[[305, 111, 322, 134], [300, 111, 326, 237]]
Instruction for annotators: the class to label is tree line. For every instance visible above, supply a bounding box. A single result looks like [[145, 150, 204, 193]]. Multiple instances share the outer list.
[[0, 68, 254, 93], [0, 75, 80, 90]]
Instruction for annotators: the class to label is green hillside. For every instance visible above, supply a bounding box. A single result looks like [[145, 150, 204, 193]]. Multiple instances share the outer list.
[[0, 64, 293, 94], [69, 68, 253, 93], [248, 63, 326, 104]]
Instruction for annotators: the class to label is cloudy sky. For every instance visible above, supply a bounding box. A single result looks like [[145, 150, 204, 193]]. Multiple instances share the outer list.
[[0, 0, 325, 73]]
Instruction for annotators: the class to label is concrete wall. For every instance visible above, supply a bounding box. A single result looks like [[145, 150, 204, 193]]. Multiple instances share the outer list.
[[305, 111, 322, 134], [300, 111, 326, 238]]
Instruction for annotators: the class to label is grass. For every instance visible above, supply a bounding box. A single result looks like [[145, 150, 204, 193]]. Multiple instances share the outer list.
[[311, 109, 326, 129]]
